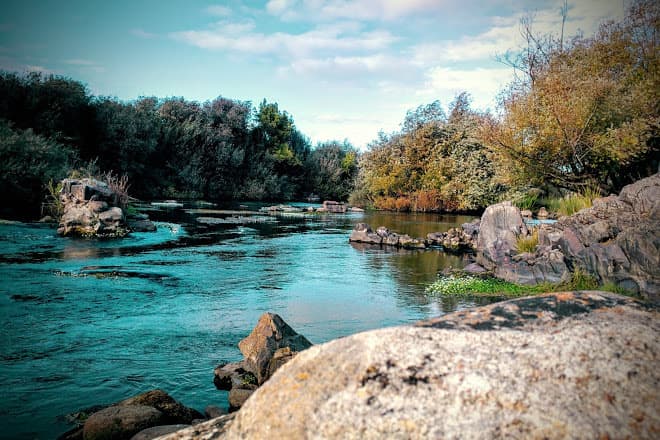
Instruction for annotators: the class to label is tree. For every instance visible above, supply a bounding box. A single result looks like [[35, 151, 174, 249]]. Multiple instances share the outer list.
[[485, 0, 659, 192]]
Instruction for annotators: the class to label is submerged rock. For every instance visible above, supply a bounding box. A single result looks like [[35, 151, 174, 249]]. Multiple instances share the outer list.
[[176, 291, 658, 440]]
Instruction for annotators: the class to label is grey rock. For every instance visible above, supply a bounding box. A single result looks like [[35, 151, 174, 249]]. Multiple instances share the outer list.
[[348, 223, 382, 245], [82, 405, 163, 440], [156, 414, 235, 440], [238, 312, 312, 385], [206, 292, 658, 440], [130, 425, 189, 440], [128, 219, 157, 232], [204, 405, 227, 419], [213, 361, 256, 391], [476, 201, 528, 269], [228, 388, 254, 411], [117, 389, 204, 424]]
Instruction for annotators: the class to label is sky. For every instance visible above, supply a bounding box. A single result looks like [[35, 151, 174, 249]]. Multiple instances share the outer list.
[[0, 0, 627, 149]]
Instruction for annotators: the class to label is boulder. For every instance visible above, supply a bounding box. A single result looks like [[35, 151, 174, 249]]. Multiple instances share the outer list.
[[213, 361, 256, 391], [127, 219, 157, 232], [191, 292, 659, 440], [130, 425, 189, 440], [476, 201, 528, 270], [534, 173, 660, 301], [156, 414, 235, 440], [117, 389, 203, 424], [228, 388, 254, 411], [238, 312, 313, 385], [349, 223, 382, 245], [82, 405, 163, 440], [204, 405, 226, 419]]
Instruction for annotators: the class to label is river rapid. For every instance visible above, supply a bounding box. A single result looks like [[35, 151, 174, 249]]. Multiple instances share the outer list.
[[0, 203, 493, 438]]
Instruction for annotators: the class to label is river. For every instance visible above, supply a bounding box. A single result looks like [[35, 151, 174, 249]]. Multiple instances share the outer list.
[[0, 203, 492, 438]]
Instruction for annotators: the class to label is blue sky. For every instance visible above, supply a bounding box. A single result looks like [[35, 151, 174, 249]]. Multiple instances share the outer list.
[[0, 0, 625, 148]]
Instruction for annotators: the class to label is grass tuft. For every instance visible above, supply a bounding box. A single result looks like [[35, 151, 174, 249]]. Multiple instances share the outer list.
[[516, 229, 539, 253]]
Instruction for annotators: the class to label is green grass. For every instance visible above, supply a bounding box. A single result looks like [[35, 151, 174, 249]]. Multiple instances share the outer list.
[[513, 193, 539, 211], [543, 186, 601, 217], [425, 269, 636, 299], [516, 229, 539, 253]]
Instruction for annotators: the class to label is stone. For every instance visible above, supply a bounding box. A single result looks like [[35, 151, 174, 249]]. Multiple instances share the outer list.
[[128, 219, 157, 232], [533, 173, 660, 302], [322, 200, 347, 213], [156, 414, 235, 440], [117, 389, 204, 424], [130, 425, 189, 440], [88, 201, 108, 213], [213, 361, 257, 391], [204, 405, 227, 419], [98, 207, 123, 224], [520, 209, 532, 218], [238, 312, 313, 385], [398, 234, 426, 249], [348, 223, 382, 245], [200, 292, 659, 440], [537, 207, 549, 218], [82, 405, 163, 440], [463, 262, 487, 274], [350, 207, 365, 212], [228, 388, 254, 411], [476, 201, 528, 270], [375, 226, 390, 237]]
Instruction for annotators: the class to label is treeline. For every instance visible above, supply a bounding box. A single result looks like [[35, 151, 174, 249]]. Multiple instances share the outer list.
[[0, 74, 358, 218], [352, 0, 658, 212]]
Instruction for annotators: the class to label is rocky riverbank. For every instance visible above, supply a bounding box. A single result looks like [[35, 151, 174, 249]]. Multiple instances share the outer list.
[[161, 292, 659, 439]]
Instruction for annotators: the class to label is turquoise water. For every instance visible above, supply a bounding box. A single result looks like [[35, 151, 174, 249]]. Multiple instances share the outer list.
[[0, 205, 488, 438]]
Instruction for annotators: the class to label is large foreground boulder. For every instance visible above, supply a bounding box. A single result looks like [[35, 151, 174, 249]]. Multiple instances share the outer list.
[[169, 292, 658, 439]]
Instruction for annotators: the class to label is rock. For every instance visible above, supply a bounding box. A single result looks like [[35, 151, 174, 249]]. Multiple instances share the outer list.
[[117, 390, 203, 424], [130, 425, 189, 440], [476, 201, 528, 270], [127, 219, 157, 232], [213, 361, 257, 391], [238, 312, 313, 385], [520, 209, 532, 218], [204, 405, 226, 419], [350, 207, 365, 212], [376, 226, 390, 237], [463, 262, 487, 274], [228, 389, 254, 411], [537, 207, 549, 219], [426, 220, 480, 252], [156, 414, 235, 440], [530, 173, 660, 301], [397, 234, 426, 249], [58, 178, 135, 238], [82, 405, 164, 440], [322, 200, 347, 213], [203, 292, 659, 440], [349, 223, 382, 245]]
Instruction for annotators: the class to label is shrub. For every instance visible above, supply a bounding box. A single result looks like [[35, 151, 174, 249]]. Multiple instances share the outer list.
[[544, 186, 601, 216], [412, 189, 443, 212]]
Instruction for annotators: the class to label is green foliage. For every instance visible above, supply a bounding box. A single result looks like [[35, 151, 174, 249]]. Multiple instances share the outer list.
[[305, 140, 358, 201], [356, 94, 504, 212], [516, 229, 539, 253], [564, 268, 599, 290], [45, 179, 64, 219], [543, 186, 600, 216], [0, 120, 73, 219], [513, 193, 539, 211], [425, 275, 535, 297], [484, 0, 659, 193]]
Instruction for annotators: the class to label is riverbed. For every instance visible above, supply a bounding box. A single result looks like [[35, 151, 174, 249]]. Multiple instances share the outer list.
[[0, 203, 492, 438]]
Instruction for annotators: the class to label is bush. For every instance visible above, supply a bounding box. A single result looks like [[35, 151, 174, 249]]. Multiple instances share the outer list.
[[544, 186, 601, 216]]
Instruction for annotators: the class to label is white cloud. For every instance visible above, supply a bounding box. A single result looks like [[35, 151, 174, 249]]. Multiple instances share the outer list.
[[172, 21, 396, 58], [206, 5, 232, 16], [63, 58, 105, 73], [266, 0, 448, 21], [418, 66, 514, 110]]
